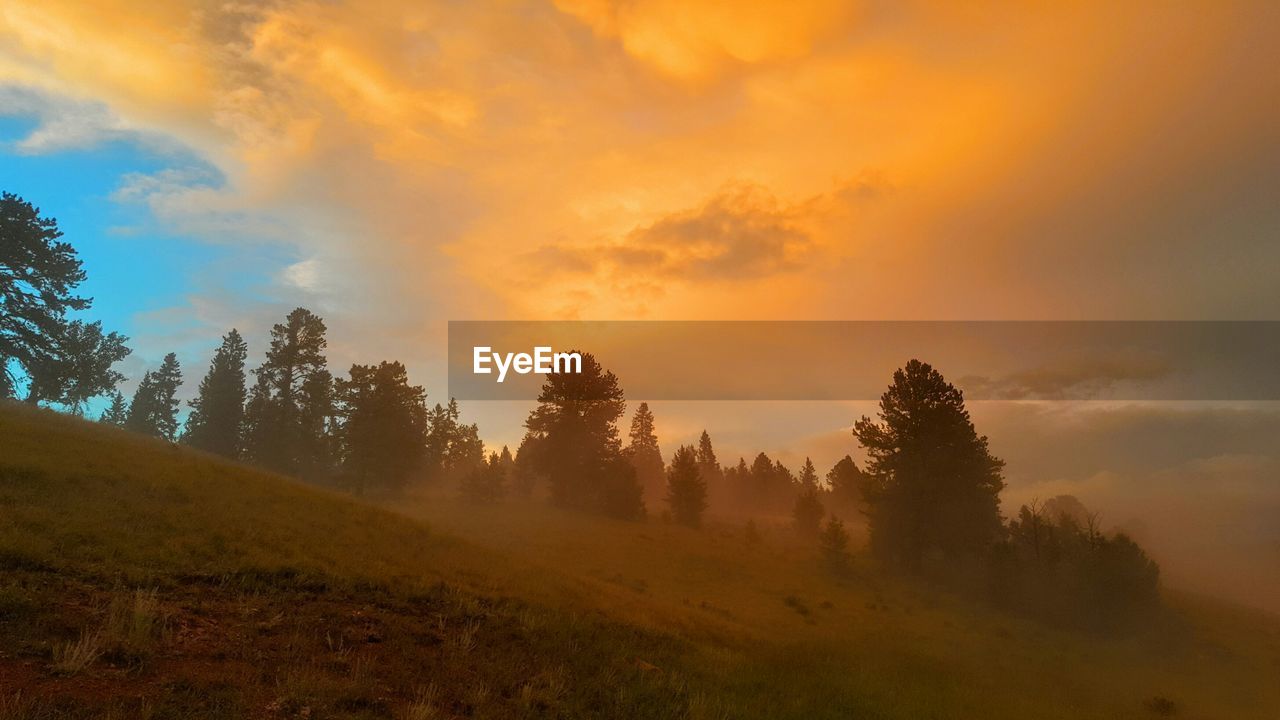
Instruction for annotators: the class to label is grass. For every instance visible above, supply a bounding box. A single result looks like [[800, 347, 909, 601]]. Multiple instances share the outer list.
[[2, 400, 1279, 718]]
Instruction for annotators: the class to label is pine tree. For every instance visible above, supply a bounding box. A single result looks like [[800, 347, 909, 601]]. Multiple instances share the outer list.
[[510, 435, 541, 498], [818, 516, 852, 573], [748, 453, 775, 512], [1, 192, 88, 397], [124, 353, 182, 440], [524, 351, 643, 519], [695, 430, 724, 508], [243, 308, 333, 481], [793, 456, 825, 539], [460, 451, 507, 504], [826, 455, 864, 513], [183, 329, 248, 458], [625, 402, 666, 505], [854, 359, 1005, 569], [1, 193, 130, 404], [335, 361, 428, 494], [100, 391, 128, 426], [448, 422, 486, 479], [498, 445, 516, 479], [666, 445, 707, 528]]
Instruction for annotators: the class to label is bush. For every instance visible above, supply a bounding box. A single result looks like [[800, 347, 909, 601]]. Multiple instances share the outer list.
[[990, 504, 1160, 631]]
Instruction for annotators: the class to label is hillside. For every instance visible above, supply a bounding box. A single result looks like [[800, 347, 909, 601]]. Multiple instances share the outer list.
[[2, 402, 1279, 719]]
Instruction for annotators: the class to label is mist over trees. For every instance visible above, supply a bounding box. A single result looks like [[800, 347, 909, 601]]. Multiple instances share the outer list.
[[2, 201, 1166, 633]]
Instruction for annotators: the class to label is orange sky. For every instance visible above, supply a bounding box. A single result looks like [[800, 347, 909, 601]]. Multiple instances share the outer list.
[[3, 0, 1276, 329]]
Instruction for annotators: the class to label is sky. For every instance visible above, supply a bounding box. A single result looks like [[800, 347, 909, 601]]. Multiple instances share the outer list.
[[1, 1, 1278, 611]]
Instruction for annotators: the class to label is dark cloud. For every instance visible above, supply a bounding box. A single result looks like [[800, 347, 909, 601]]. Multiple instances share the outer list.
[[523, 182, 846, 282], [958, 355, 1172, 400]]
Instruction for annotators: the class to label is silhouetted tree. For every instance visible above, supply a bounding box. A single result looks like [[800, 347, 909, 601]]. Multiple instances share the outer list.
[[498, 444, 516, 478], [997, 504, 1160, 631], [854, 359, 1005, 570], [1041, 494, 1091, 526], [1, 193, 129, 404], [666, 445, 707, 528], [523, 351, 643, 519], [423, 398, 485, 483], [125, 352, 182, 440], [725, 457, 750, 510], [335, 360, 428, 494], [182, 329, 248, 458], [448, 421, 486, 479], [695, 430, 725, 507], [460, 451, 507, 504], [243, 308, 334, 481], [100, 390, 127, 426], [625, 402, 666, 505], [826, 455, 863, 513], [819, 516, 852, 573], [792, 457, 824, 538], [510, 435, 541, 498], [748, 453, 776, 511]]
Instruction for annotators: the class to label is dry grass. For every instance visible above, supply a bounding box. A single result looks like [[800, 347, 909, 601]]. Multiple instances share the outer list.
[[2, 401, 1279, 719], [50, 631, 102, 676]]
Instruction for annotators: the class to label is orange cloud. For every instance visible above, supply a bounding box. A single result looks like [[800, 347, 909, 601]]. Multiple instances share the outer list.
[[0, 0, 1275, 328]]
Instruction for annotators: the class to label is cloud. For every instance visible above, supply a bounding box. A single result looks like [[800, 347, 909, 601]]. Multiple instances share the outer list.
[[554, 0, 858, 82], [958, 354, 1172, 400], [0, 85, 174, 154], [526, 182, 828, 284]]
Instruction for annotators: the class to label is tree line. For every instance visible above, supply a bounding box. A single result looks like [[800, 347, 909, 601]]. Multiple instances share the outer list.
[[3, 190, 1159, 631]]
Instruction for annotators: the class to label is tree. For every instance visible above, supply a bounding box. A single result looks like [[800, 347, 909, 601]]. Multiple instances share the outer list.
[[100, 391, 128, 426], [124, 352, 182, 440], [423, 398, 485, 483], [792, 457, 824, 538], [510, 435, 541, 498], [666, 445, 708, 528], [183, 329, 248, 458], [523, 351, 643, 519], [999, 504, 1160, 630], [1, 193, 129, 404], [447, 421, 486, 479], [695, 430, 724, 507], [243, 308, 334, 481], [23, 320, 130, 412], [625, 402, 666, 505], [853, 359, 1005, 570], [818, 517, 853, 573], [460, 451, 507, 504], [335, 361, 428, 494], [826, 455, 864, 513]]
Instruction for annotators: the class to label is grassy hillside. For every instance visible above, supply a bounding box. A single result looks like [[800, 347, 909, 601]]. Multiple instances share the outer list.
[[2, 402, 1278, 719]]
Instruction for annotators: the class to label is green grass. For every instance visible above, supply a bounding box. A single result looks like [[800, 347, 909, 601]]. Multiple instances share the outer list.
[[2, 400, 1278, 718]]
